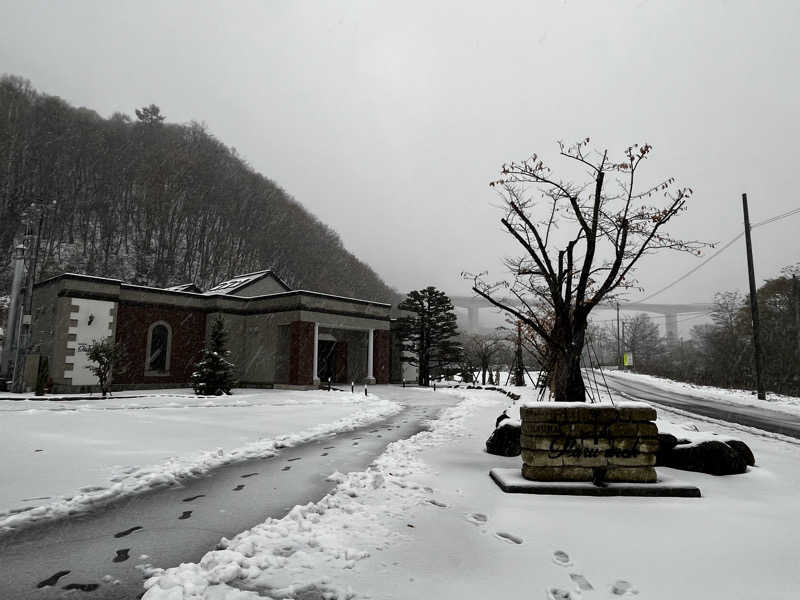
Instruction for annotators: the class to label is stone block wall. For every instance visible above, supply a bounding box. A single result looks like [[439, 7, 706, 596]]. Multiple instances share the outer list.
[[520, 403, 658, 483]]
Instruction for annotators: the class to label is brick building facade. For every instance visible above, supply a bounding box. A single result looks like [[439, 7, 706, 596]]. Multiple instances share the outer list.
[[29, 270, 395, 392]]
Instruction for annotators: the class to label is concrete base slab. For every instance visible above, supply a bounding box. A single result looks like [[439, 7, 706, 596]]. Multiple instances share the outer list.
[[489, 467, 701, 497]]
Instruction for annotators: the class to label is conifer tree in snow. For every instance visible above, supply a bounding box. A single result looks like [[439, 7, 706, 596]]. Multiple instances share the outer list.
[[192, 317, 237, 395], [396, 287, 462, 386]]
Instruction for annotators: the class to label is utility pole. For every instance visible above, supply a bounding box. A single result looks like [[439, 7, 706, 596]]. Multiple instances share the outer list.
[[742, 193, 766, 400], [793, 275, 800, 363], [616, 302, 621, 369], [621, 320, 626, 369]]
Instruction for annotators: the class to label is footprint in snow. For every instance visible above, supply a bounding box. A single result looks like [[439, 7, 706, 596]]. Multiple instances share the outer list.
[[495, 531, 523, 544], [182, 494, 205, 502], [321, 452, 328, 456], [546, 587, 573, 600], [552, 550, 572, 567], [112, 549, 130, 563], [240, 472, 258, 478], [569, 573, 594, 591], [179, 510, 192, 520], [323, 446, 335, 450], [465, 512, 488, 525], [287, 457, 302, 462], [282, 466, 291, 471], [36, 570, 70, 588], [233, 484, 245, 491], [113, 526, 142, 538], [62, 583, 100, 592], [610, 580, 637, 595], [427, 499, 447, 508], [353, 441, 359, 445], [34, 449, 44, 452]]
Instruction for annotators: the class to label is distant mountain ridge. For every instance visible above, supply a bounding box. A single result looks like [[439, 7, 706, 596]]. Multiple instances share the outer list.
[[0, 75, 397, 302]]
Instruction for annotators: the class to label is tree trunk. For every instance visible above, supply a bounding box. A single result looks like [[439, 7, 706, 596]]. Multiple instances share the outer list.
[[549, 320, 587, 402]]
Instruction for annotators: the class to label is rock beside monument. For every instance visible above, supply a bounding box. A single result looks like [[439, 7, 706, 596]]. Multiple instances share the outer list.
[[655, 432, 679, 466], [721, 438, 756, 466], [665, 440, 747, 475], [486, 421, 521, 457]]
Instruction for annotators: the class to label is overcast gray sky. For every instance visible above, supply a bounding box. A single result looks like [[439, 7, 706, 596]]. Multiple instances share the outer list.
[[2, 0, 798, 313]]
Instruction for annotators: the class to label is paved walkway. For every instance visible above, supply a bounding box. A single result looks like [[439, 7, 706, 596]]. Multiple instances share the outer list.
[[0, 386, 458, 600]]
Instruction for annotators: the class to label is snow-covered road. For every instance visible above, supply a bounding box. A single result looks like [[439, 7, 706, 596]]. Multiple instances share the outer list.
[[601, 371, 800, 439], [0, 387, 458, 599]]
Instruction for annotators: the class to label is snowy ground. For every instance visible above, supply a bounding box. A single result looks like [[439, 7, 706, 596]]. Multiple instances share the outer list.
[[142, 387, 800, 600], [603, 369, 800, 416], [0, 388, 400, 534]]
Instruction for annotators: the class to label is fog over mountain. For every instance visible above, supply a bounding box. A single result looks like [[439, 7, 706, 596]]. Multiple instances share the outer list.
[[1, 0, 798, 306]]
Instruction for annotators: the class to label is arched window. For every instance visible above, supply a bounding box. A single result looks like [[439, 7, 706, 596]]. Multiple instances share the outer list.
[[146, 321, 172, 374]]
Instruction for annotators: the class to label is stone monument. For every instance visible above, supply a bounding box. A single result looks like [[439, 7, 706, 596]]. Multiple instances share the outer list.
[[519, 402, 658, 483]]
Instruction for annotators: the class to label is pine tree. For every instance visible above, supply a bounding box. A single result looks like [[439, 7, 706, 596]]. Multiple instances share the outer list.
[[396, 287, 462, 386], [191, 317, 237, 395]]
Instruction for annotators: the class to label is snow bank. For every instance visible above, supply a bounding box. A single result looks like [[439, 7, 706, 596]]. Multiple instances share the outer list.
[[0, 390, 400, 536], [141, 389, 495, 599], [604, 369, 800, 416], [143, 387, 800, 600]]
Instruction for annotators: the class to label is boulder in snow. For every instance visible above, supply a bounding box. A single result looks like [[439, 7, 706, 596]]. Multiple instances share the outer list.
[[486, 421, 521, 457], [722, 438, 756, 466], [655, 432, 679, 466], [665, 440, 747, 475]]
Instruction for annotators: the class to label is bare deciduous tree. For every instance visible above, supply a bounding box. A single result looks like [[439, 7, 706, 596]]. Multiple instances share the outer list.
[[471, 139, 706, 402], [462, 332, 508, 385]]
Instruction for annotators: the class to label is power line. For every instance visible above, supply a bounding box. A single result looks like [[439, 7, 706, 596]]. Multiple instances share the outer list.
[[634, 206, 800, 303]]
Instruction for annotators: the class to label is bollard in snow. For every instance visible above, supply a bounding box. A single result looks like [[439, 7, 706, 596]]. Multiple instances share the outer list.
[[328, 377, 332, 391], [351, 381, 354, 393], [402, 378, 406, 388], [433, 382, 436, 391], [364, 384, 368, 397]]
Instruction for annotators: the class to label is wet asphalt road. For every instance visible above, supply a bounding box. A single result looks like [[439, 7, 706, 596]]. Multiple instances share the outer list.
[[0, 387, 458, 600], [601, 372, 800, 439]]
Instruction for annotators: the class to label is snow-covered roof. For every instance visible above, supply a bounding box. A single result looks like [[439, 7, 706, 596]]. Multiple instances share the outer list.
[[164, 283, 203, 293], [205, 269, 291, 296]]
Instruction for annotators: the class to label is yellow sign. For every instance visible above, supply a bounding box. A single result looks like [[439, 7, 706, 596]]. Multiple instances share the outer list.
[[623, 352, 634, 367]]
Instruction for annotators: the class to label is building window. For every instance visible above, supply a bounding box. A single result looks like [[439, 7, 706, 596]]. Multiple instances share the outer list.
[[146, 321, 172, 375]]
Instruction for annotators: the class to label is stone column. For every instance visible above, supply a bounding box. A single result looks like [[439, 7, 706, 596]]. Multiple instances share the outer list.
[[367, 328, 376, 384], [664, 312, 678, 345], [289, 321, 315, 385], [312, 322, 320, 385]]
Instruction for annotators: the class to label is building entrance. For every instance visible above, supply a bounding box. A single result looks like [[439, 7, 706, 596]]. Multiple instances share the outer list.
[[318, 340, 348, 383]]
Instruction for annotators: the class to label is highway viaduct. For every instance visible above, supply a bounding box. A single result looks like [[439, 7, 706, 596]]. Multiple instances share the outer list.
[[449, 295, 713, 342]]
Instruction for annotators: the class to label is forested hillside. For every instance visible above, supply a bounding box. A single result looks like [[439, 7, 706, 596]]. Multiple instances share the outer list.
[[0, 75, 396, 301]]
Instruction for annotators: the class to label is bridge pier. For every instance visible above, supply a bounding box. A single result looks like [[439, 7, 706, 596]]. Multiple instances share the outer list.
[[468, 306, 480, 333], [664, 312, 678, 345]]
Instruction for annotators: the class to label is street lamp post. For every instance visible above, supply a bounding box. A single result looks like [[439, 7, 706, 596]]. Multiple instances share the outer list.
[[10, 200, 56, 392]]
